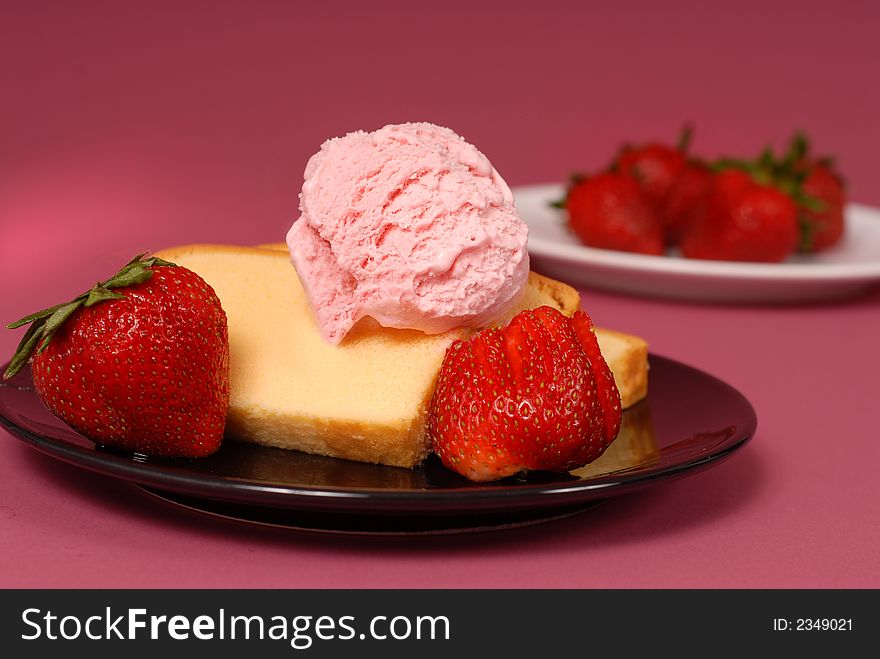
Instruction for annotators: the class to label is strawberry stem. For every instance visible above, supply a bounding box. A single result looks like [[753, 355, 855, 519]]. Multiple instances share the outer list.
[[3, 253, 176, 379], [714, 131, 839, 252], [549, 172, 587, 209], [781, 131, 809, 171], [677, 123, 694, 153]]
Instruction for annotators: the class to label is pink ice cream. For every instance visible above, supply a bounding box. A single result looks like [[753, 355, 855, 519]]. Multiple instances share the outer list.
[[286, 122, 529, 344]]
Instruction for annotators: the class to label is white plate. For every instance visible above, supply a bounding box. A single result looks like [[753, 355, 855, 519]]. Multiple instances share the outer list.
[[515, 183, 880, 303]]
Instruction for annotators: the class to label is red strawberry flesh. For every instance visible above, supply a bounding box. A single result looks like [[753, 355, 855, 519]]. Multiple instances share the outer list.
[[8, 256, 230, 458], [566, 172, 664, 255]]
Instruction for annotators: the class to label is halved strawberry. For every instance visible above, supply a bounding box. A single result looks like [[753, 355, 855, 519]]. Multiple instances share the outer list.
[[427, 306, 622, 482], [571, 311, 622, 443]]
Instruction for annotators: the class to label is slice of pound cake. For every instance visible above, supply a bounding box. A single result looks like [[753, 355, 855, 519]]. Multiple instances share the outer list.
[[155, 244, 648, 467]]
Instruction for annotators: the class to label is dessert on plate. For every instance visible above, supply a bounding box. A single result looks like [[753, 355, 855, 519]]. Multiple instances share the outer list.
[[154, 244, 647, 470], [6, 122, 650, 482], [158, 122, 648, 480]]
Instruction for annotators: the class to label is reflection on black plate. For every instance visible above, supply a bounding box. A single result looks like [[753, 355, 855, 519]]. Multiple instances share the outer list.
[[136, 486, 610, 536], [0, 356, 755, 534]]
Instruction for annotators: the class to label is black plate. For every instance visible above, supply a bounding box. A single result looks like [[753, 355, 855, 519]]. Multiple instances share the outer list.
[[0, 356, 756, 534]]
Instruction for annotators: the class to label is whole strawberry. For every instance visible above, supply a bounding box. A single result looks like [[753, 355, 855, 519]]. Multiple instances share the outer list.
[[615, 126, 710, 245], [427, 306, 621, 482], [616, 140, 687, 211], [565, 171, 664, 255], [708, 133, 846, 254], [681, 169, 798, 262], [770, 133, 848, 252], [799, 161, 845, 251], [662, 161, 714, 245], [4, 254, 230, 458]]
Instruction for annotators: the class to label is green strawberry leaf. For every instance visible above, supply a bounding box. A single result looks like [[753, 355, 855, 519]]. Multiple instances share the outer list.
[[7, 300, 75, 330], [105, 264, 154, 289], [144, 256, 176, 268], [798, 214, 821, 253], [713, 157, 753, 173], [84, 287, 127, 307], [549, 173, 586, 209], [4, 321, 46, 379], [781, 132, 809, 171], [36, 300, 85, 353], [3, 253, 178, 379]]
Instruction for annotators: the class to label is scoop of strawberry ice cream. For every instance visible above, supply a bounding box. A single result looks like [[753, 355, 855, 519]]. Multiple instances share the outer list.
[[286, 122, 529, 344]]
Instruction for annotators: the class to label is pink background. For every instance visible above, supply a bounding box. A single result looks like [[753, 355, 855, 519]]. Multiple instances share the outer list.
[[1, 0, 878, 587]]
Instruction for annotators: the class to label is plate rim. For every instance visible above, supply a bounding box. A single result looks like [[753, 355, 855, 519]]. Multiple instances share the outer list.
[[135, 485, 610, 536], [516, 182, 880, 282], [0, 355, 757, 514]]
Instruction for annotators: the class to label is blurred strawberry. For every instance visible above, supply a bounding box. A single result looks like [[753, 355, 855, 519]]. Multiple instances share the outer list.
[[565, 171, 664, 255], [800, 160, 845, 251], [662, 161, 714, 245], [615, 126, 710, 244], [713, 133, 847, 253], [617, 143, 687, 210], [681, 169, 798, 262], [777, 133, 846, 252]]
